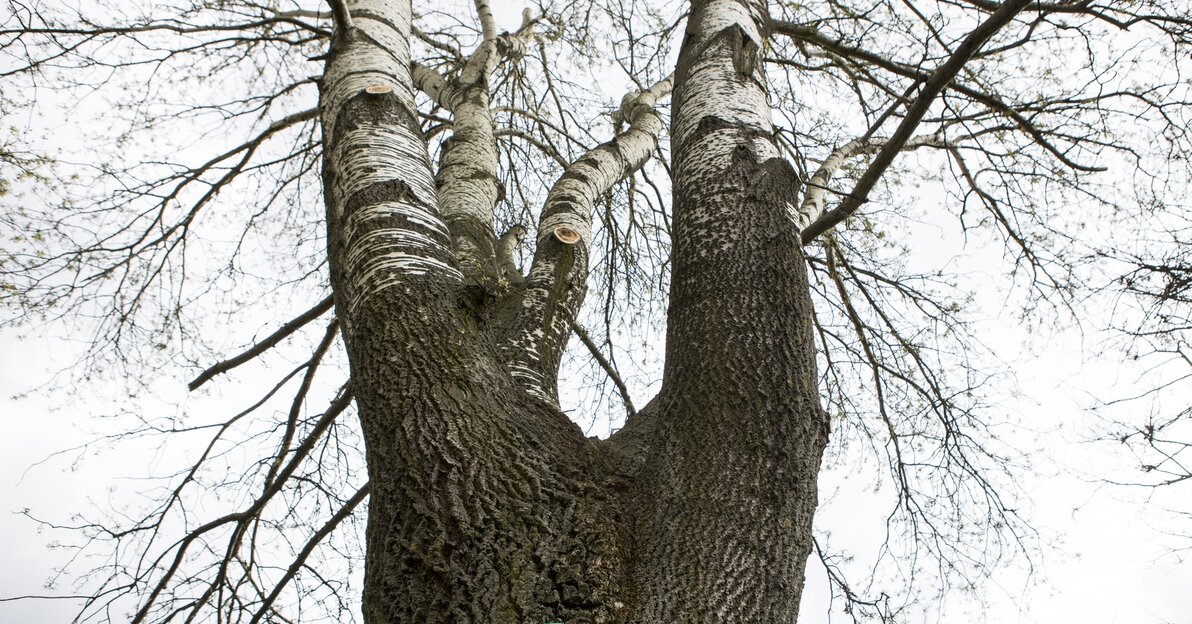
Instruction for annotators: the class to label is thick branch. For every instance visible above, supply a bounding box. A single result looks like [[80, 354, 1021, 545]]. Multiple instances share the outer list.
[[798, 0, 1036, 244], [500, 75, 672, 402], [417, 10, 540, 286], [634, 2, 828, 617], [536, 75, 673, 249], [411, 62, 459, 110], [321, 0, 461, 326]]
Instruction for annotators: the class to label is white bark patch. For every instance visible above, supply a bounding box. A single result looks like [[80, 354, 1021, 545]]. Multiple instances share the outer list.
[[614, 75, 674, 127], [322, 1, 414, 141], [339, 198, 462, 315], [320, 1, 463, 314], [329, 122, 459, 312], [672, 62, 770, 154], [411, 63, 459, 109], [506, 315, 554, 401], [437, 96, 500, 224], [535, 110, 663, 247], [698, 0, 762, 37], [671, 0, 768, 153], [329, 124, 438, 216], [670, 0, 782, 253], [507, 364, 554, 403], [459, 40, 499, 86], [346, 201, 450, 238], [345, 252, 463, 316], [502, 259, 564, 402]]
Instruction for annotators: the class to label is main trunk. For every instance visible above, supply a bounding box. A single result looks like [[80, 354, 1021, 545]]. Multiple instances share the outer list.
[[621, 0, 829, 618], [320, 0, 828, 621]]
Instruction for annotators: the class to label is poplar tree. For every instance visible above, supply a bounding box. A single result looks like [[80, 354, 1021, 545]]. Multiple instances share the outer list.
[[3, 0, 1189, 621]]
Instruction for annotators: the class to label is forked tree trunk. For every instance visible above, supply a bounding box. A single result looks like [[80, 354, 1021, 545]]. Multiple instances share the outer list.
[[319, 0, 828, 621]]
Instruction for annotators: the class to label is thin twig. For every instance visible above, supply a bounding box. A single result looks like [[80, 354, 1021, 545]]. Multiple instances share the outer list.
[[569, 319, 636, 417], [800, 0, 1035, 244]]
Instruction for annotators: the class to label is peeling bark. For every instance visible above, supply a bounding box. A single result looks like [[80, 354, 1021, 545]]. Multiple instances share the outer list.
[[322, 1, 827, 621]]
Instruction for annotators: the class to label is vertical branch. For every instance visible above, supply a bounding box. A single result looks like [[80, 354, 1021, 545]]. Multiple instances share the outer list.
[[630, 1, 826, 619], [321, 0, 461, 330], [501, 76, 672, 403], [417, 6, 540, 287], [474, 0, 498, 43]]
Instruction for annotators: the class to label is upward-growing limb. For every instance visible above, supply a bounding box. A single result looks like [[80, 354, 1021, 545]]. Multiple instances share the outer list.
[[414, 4, 539, 287], [499, 76, 672, 403], [320, 3, 632, 621], [623, 1, 828, 619]]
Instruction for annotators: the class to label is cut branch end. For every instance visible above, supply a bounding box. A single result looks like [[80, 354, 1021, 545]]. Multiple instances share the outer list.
[[553, 226, 581, 245]]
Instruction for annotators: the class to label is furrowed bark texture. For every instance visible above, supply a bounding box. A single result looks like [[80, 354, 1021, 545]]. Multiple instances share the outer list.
[[321, 2, 626, 622], [320, 0, 827, 621], [500, 78, 669, 404], [624, 0, 829, 619]]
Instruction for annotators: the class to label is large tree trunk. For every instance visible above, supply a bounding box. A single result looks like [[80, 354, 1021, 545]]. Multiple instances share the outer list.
[[623, 0, 829, 619], [319, 0, 828, 621]]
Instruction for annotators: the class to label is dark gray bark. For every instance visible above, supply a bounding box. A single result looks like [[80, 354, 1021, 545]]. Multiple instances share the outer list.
[[623, 1, 828, 618], [320, 0, 827, 621]]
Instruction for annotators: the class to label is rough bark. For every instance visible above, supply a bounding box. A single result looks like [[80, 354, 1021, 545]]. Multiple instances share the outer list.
[[320, 0, 827, 621], [620, 0, 828, 619], [321, 2, 627, 622]]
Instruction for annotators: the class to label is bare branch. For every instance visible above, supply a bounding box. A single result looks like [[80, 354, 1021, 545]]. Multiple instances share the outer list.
[[247, 482, 370, 624], [771, 20, 1109, 175], [799, 0, 1037, 244], [326, 0, 353, 35], [501, 75, 672, 403], [129, 388, 354, 624], [797, 132, 950, 233], [189, 296, 334, 390], [569, 318, 636, 417]]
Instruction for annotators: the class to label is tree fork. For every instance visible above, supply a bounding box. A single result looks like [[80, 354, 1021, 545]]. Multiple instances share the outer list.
[[321, 2, 636, 621]]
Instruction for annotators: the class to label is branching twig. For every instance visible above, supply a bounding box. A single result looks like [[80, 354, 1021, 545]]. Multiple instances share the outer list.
[[799, 0, 1037, 244]]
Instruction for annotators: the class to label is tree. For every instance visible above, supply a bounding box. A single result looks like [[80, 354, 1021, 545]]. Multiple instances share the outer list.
[[3, 0, 1191, 622], [1098, 205, 1192, 517]]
